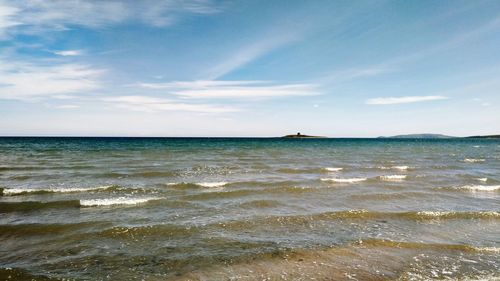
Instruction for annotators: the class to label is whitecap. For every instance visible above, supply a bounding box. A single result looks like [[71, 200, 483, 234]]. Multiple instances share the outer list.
[[379, 175, 407, 181], [324, 167, 343, 172], [80, 197, 159, 207], [197, 182, 228, 188], [416, 211, 453, 217], [2, 185, 113, 195], [476, 178, 488, 182], [321, 178, 367, 183], [392, 165, 409, 170], [464, 158, 485, 163]]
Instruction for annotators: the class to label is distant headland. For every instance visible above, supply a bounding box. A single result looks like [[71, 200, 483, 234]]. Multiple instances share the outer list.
[[282, 132, 325, 138], [378, 134, 456, 139], [379, 133, 500, 139]]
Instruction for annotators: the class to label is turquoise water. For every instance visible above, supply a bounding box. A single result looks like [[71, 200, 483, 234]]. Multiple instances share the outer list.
[[0, 137, 499, 280]]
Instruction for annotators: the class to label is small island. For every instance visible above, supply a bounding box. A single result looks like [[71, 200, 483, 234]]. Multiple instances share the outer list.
[[282, 132, 325, 138]]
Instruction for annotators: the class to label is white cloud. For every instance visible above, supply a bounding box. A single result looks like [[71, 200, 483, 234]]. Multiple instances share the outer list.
[[53, 50, 83, 56], [0, 0, 222, 38], [0, 60, 103, 100], [102, 95, 239, 113], [0, 2, 20, 38], [366, 95, 448, 105], [55, 104, 79, 109], [135, 80, 318, 99]]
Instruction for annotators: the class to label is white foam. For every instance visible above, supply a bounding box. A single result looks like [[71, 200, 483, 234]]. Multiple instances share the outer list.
[[464, 158, 485, 163], [379, 175, 407, 181], [197, 182, 228, 188], [324, 167, 343, 172], [80, 197, 159, 207], [2, 185, 113, 195], [321, 177, 367, 183], [416, 211, 453, 217], [456, 185, 500, 192], [477, 178, 488, 182], [378, 165, 409, 170], [392, 165, 409, 170]]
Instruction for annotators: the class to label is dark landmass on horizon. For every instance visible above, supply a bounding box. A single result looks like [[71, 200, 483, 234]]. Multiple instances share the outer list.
[[466, 134, 500, 139], [378, 134, 456, 139]]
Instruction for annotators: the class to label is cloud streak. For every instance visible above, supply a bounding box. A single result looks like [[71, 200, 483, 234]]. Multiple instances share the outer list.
[[102, 95, 239, 113], [204, 33, 301, 79], [135, 80, 318, 100], [53, 50, 83, 56], [366, 95, 448, 105]]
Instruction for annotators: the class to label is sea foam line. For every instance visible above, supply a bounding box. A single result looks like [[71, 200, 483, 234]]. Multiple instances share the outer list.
[[324, 167, 343, 172], [1, 186, 113, 196], [196, 182, 228, 188], [321, 178, 367, 183], [464, 158, 485, 163], [379, 175, 407, 181], [80, 197, 159, 207]]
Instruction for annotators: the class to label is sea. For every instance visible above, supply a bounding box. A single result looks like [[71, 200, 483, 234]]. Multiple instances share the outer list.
[[0, 137, 499, 280]]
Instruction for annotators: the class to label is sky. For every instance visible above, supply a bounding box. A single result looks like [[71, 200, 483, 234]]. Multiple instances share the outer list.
[[0, 0, 499, 137]]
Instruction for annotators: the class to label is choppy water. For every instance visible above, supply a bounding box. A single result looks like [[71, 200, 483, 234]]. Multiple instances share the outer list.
[[0, 137, 499, 280]]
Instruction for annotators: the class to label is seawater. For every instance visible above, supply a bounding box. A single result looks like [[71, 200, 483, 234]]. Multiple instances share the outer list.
[[0, 137, 499, 280]]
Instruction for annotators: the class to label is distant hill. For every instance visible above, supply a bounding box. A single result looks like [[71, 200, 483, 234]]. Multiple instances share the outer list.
[[466, 135, 500, 139], [379, 134, 456, 139]]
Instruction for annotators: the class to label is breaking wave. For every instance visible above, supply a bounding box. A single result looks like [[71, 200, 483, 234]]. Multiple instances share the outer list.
[[80, 197, 160, 207], [321, 177, 367, 183], [0, 185, 115, 196]]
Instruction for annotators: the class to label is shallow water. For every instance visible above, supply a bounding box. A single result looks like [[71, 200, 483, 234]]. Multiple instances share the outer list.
[[0, 137, 499, 280]]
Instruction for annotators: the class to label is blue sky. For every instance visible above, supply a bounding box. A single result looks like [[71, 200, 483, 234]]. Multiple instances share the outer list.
[[1, 0, 499, 137]]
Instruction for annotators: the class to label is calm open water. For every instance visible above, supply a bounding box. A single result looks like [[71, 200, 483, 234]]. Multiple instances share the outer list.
[[0, 137, 499, 280]]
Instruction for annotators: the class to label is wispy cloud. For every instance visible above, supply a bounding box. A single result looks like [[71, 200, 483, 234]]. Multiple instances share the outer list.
[[0, 0, 222, 38], [102, 95, 239, 113], [204, 33, 301, 79], [134, 80, 319, 99], [55, 104, 79, 109], [53, 50, 83, 56], [0, 60, 103, 100], [0, 2, 20, 38], [366, 95, 448, 105], [321, 14, 500, 86]]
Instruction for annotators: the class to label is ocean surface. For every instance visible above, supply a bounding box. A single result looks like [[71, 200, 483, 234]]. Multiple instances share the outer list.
[[0, 137, 499, 280]]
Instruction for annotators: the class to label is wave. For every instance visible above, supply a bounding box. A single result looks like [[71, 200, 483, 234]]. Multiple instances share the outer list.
[[477, 178, 488, 182], [458, 185, 500, 192], [0, 200, 80, 213], [378, 165, 410, 170], [350, 192, 433, 201], [0, 221, 110, 237], [464, 158, 485, 163], [0, 185, 115, 196], [277, 167, 343, 174], [165, 182, 228, 188], [442, 185, 500, 192], [324, 167, 343, 172], [321, 177, 367, 183], [379, 175, 407, 181], [80, 197, 160, 207], [239, 199, 281, 208], [197, 182, 228, 188], [98, 224, 200, 239], [355, 239, 500, 253], [216, 210, 500, 230]]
